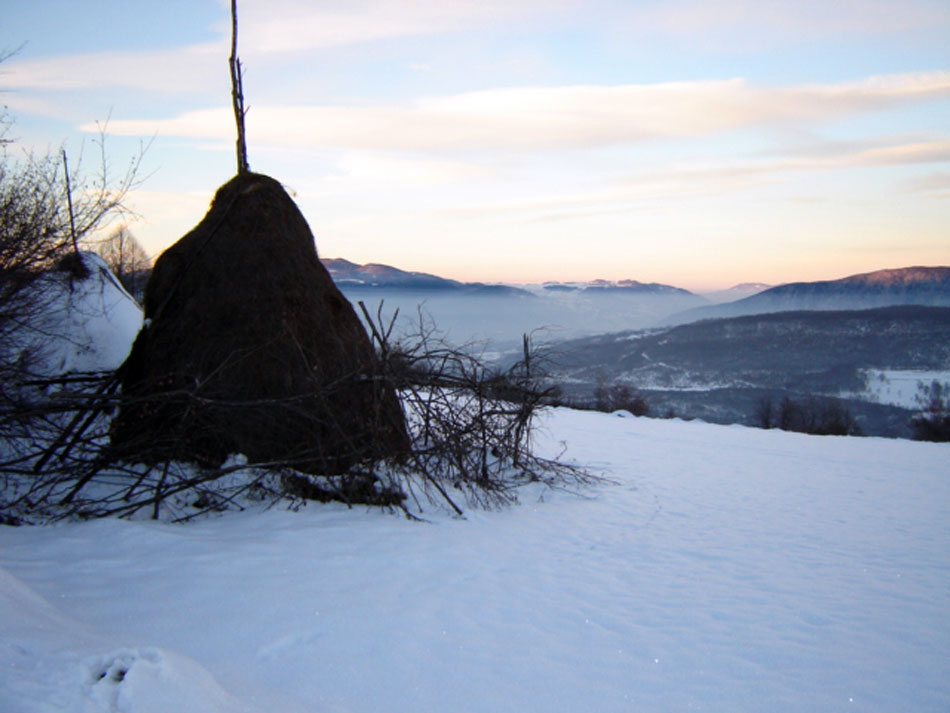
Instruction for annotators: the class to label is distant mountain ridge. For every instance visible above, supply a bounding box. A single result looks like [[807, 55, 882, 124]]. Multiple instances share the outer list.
[[323, 258, 700, 300], [321, 258, 463, 289], [700, 283, 772, 304], [541, 279, 697, 297], [321, 259, 950, 334], [666, 266, 950, 325], [321, 258, 529, 296]]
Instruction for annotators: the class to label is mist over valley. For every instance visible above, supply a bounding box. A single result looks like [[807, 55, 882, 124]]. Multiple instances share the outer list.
[[328, 259, 950, 438]]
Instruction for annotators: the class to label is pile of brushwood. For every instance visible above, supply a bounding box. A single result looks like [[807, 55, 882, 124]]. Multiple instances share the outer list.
[[0, 310, 596, 524]]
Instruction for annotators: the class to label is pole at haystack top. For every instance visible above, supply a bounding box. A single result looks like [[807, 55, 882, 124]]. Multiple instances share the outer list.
[[229, 0, 249, 174]]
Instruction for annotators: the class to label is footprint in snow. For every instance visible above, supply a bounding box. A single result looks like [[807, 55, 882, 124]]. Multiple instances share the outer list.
[[85, 648, 162, 711]]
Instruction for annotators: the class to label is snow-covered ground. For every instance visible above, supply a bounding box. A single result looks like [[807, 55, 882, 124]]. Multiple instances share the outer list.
[[852, 369, 950, 409], [1, 410, 947, 713]]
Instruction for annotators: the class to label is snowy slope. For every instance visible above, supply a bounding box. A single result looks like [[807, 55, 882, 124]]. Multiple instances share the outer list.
[[5, 252, 142, 377], [855, 369, 950, 409], [0, 566, 247, 713], [0, 410, 947, 712]]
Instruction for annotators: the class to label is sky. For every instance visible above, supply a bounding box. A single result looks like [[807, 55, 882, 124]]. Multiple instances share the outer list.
[[1, 0, 948, 290]]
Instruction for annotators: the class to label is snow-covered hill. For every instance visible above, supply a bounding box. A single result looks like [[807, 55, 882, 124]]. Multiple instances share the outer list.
[[666, 266, 950, 325], [2, 252, 142, 377], [1, 409, 946, 712]]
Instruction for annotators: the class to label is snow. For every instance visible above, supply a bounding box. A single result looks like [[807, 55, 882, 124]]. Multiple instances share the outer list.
[[5, 252, 143, 377], [0, 565, 245, 713], [1, 410, 947, 712], [2, 256, 947, 710], [852, 369, 950, 409]]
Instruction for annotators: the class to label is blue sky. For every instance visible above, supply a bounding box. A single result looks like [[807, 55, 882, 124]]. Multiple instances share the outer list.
[[2, 0, 948, 289]]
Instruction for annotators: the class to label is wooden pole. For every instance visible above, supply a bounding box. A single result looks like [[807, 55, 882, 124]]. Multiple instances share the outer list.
[[62, 149, 79, 254], [229, 0, 249, 174]]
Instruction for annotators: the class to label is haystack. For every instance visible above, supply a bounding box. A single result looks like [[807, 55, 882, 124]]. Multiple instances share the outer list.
[[111, 172, 408, 472]]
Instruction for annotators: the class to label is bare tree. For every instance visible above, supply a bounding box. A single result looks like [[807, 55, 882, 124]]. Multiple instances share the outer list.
[[0, 101, 147, 458], [1, 131, 144, 333], [95, 226, 151, 299]]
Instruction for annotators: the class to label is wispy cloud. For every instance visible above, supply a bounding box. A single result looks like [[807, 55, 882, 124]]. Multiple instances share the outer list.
[[89, 72, 950, 151], [0, 43, 224, 93], [621, 0, 949, 50], [393, 136, 950, 225], [225, 0, 577, 52], [1, 0, 574, 97], [334, 153, 494, 186], [898, 171, 950, 196]]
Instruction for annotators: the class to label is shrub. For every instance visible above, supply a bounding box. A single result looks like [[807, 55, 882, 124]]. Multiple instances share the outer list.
[[910, 380, 950, 442], [592, 382, 650, 417], [760, 395, 861, 436], [910, 413, 950, 442]]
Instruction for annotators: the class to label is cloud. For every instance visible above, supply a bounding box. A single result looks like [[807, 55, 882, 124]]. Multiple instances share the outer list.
[[621, 0, 949, 50], [400, 136, 950, 225], [0, 93, 64, 119], [224, 0, 577, 52], [335, 153, 493, 186], [606, 138, 950, 203], [0, 43, 224, 93], [824, 140, 950, 168], [89, 72, 950, 152], [1, 0, 574, 97], [898, 171, 950, 196]]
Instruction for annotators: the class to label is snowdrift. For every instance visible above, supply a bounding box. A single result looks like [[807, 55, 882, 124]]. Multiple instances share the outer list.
[[1, 410, 947, 712], [3, 252, 142, 377]]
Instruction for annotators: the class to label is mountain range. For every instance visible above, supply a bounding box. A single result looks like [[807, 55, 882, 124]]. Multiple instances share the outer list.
[[664, 267, 950, 325], [321, 258, 527, 295], [539, 279, 696, 297], [699, 282, 773, 304], [325, 260, 950, 319], [322, 259, 950, 343]]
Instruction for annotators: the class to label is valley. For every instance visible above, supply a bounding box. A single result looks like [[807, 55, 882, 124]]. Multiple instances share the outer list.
[[329, 260, 950, 439]]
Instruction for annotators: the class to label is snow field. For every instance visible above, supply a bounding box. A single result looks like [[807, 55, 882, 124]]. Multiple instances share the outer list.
[[1, 409, 948, 712], [856, 369, 950, 409]]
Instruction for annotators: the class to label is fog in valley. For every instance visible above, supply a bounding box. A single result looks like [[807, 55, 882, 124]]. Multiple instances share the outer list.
[[341, 286, 708, 350]]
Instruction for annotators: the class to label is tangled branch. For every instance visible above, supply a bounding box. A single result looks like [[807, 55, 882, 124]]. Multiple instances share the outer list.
[[1, 304, 598, 524]]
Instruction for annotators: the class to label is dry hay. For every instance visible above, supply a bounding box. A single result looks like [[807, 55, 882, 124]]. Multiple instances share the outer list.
[[111, 172, 407, 473]]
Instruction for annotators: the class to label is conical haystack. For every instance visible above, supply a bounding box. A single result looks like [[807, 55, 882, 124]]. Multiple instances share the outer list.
[[111, 172, 408, 472]]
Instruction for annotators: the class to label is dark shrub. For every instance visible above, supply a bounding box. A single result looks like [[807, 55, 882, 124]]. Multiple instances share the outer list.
[[592, 382, 650, 417]]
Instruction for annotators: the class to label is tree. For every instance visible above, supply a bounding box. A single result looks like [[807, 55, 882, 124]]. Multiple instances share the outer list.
[[755, 395, 774, 429], [0, 95, 145, 449], [0, 135, 143, 370], [95, 226, 150, 299], [910, 380, 950, 442]]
